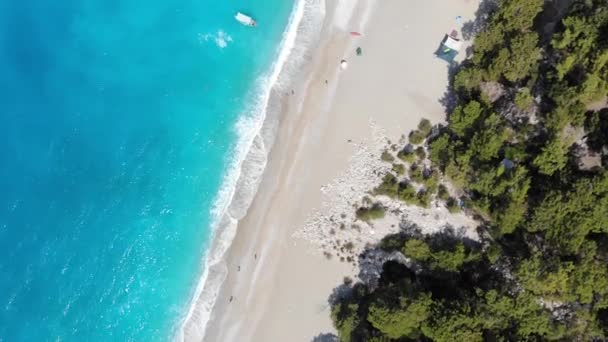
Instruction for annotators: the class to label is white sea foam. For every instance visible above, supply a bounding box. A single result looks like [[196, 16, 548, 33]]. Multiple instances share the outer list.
[[175, 0, 326, 341], [199, 30, 233, 49]]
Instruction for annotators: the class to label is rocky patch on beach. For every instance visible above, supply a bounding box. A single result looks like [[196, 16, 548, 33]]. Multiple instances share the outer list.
[[294, 119, 479, 268]]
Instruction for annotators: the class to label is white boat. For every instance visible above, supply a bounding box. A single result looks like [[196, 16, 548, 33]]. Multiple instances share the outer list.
[[235, 12, 256, 27]]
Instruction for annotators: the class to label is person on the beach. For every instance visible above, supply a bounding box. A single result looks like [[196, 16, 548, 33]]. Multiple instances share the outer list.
[[340, 59, 348, 70]]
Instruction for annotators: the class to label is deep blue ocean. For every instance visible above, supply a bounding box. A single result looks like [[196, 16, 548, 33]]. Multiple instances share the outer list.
[[0, 0, 293, 340]]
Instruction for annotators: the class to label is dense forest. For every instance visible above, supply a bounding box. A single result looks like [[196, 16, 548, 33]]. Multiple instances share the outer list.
[[330, 0, 608, 340]]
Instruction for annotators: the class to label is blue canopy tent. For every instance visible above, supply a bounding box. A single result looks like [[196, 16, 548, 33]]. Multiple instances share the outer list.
[[435, 34, 463, 63]]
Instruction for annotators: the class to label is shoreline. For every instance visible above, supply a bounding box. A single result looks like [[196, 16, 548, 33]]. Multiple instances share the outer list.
[[200, 0, 370, 340], [196, 0, 481, 341], [178, 0, 324, 340]]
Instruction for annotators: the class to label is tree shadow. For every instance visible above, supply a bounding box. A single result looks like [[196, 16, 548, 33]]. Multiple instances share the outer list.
[[328, 283, 353, 306], [534, 0, 576, 45], [311, 333, 339, 342], [437, 61, 462, 115], [461, 0, 500, 40], [322, 221, 507, 340]]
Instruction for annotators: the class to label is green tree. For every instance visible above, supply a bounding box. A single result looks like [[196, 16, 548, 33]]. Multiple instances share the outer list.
[[430, 243, 476, 271], [469, 114, 507, 161], [532, 136, 569, 176], [403, 239, 431, 261], [527, 173, 608, 253], [472, 25, 505, 65], [421, 304, 484, 342], [495, 0, 544, 32], [368, 293, 433, 339], [330, 2, 608, 340], [514, 87, 534, 109], [331, 302, 359, 342], [454, 67, 484, 92], [490, 33, 541, 82], [450, 101, 484, 138], [429, 133, 452, 167]]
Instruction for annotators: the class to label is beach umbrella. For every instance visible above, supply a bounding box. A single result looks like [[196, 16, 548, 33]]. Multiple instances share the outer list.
[[350, 31, 362, 36]]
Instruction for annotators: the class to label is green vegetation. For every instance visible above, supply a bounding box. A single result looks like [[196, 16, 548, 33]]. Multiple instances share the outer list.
[[409, 164, 424, 183], [331, 230, 564, 341], [373, 174, 418, 206], [446, 197, 460, 213], [356, 203, 385, 222], [417, 118, 433, 136], [397, 149, 416, 163], [514, 87, 534, 110], [380, 150, 394, 162], [422, 168, 439, 194], [408, 130, 426, 145], [414, 146, 426, 160], [416, 189, 431, 208], [403, 239, 431, 261], [437, 184, 450, 201], [391, 163, 405, 175], [331, 1, 608, 340]]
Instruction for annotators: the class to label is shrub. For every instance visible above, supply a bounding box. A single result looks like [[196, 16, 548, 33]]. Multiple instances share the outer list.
[[381, 150, 395, 162], [409, 130, 426, 145], [374, 173, 399, 198], [409, 164, 424, 183], [397, 150, 416, 163], [447, 197, 461, 213], [398, 183, 418, 205], [437, 184, 450, 201], [356, 203, 385, 222], [392, 163, 405, 175], [417, 190, 431, 208], [415, 146, 426, 160], [422, 169, 439, 194], [418, 118, 433, 136]]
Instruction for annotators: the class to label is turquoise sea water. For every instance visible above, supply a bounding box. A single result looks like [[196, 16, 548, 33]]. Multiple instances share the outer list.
[[0, 0, 294, 340]]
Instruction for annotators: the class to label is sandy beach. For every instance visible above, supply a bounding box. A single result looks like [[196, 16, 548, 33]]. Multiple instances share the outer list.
[[198, 0, 481, 340]]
